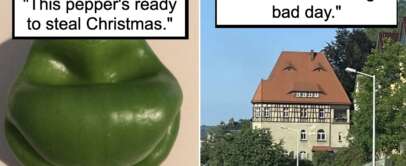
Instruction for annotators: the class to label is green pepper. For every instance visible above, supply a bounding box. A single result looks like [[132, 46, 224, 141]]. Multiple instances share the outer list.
[[5, 40, 182, 166]]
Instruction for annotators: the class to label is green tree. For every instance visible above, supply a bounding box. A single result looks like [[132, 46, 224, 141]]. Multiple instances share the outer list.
[[332, 146, 366, 166], [223, 129, 291, 166], [350, 40, 406, 161], [201, 141, 210, 164], [312, 147, 368, 166], [312, 152, 335, 166], [316, 41, 406, 166], [323, 29, 374, 98], [201, 119, 305, 166], [390, 153, 406, 166]]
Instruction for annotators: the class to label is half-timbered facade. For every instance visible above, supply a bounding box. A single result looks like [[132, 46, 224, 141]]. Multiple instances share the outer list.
[[251, 51, 352, 160]]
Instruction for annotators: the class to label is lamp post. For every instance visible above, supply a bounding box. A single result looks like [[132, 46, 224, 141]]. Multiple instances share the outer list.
[[280, 126, 299, 166], [345, 67, 376, 166]]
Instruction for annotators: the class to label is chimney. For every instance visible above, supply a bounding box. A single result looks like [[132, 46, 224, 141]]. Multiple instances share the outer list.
[[310, 50, 317, 61]]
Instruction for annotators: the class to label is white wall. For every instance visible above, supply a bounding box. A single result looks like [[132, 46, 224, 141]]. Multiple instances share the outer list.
[[253, 121, 349, 160]]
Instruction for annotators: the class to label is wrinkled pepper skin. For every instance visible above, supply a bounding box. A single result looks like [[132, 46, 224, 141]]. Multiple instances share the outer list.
[[5, 40, 182, 166]]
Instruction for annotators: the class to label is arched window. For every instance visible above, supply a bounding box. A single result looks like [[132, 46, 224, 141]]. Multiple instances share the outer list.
[[317, 129, 326, 141], [338, 132, 342, 142], [300, 130, 306, 140], [299, 151, 306, 160]]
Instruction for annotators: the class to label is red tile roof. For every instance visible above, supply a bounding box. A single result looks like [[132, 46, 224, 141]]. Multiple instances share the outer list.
[[377, 32, 400, 49], [252, 51, 351, 105], [401, 17, 406, 34], [376, 16, 406, 49]]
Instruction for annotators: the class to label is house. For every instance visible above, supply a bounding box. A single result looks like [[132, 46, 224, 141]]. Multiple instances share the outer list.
[[251, 51, 352, 160], [376, 17, 406, 50]]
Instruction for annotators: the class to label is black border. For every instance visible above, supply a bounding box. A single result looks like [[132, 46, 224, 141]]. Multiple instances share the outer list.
[[12, 0, 189, 39], [215, 0, 398, 28]]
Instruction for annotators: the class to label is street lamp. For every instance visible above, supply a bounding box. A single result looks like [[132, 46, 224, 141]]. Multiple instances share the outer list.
[[280, 126, 299, 166], [345, 67, 376, 166]]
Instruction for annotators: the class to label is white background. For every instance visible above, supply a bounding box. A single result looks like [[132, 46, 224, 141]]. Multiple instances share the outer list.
[[217, 0, 397, 26], [14, 0, 187, 37]]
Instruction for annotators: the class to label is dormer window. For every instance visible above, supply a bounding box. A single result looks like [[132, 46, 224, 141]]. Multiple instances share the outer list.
[[283, 62, 296, 71], [296, 92, 301, 97], [302, 92, 308, 97], [295, 92, 320, 98], [313, 63, 326, 72], [313, 67, 325, 72]]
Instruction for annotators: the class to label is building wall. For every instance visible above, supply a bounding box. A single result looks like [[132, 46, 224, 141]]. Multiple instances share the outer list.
[[252, 121, 349, 160], [331, 123, 350, 147]]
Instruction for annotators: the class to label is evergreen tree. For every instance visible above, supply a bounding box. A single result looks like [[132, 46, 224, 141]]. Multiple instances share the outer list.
[[323, 29, 374, 99]]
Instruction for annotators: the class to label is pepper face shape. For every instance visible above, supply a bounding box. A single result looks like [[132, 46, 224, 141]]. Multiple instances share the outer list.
[[5, 40, 182, 166]]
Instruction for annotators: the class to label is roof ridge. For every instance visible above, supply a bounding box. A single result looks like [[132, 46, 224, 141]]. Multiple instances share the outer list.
[[281, 51, 321, 54]]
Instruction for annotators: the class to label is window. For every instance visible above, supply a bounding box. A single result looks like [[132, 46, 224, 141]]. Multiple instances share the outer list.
[[284, 62, 296, 71], [295, 92, 320, 98], [283, 109, 289, 118], [314, 67, 326, 72], [299, 151, 306, 160], [317, 129, 326, 141], [338, 132, 342, 142], [300, 109, 307, 118], [267, 107, 272, 118], [313, 63, 326, 72], [264, 128, 271, 134], [296, 92, 301, 97], [319, 110, 325, 119], [264, 107, 269, 117], [300, 130, 307, 140], [284, 66, 296, 71]]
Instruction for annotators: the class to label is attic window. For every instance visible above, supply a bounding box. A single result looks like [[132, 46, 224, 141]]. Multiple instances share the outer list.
[[313, 63, 326, 72], [283, 62, 296, 71], [295, 92, 320, 98]]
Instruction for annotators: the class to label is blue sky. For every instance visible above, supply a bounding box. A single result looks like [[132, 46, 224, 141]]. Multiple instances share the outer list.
[[201, 0, 338, 125]]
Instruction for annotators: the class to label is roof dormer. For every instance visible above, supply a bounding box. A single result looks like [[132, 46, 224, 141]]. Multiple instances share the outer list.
[[313, 63, 326, 72], [283, 62, 296, 71]]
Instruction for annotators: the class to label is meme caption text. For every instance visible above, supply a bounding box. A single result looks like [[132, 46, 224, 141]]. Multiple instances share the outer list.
[[217, 0, 397, 26], [14, 0, 187, 38]]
